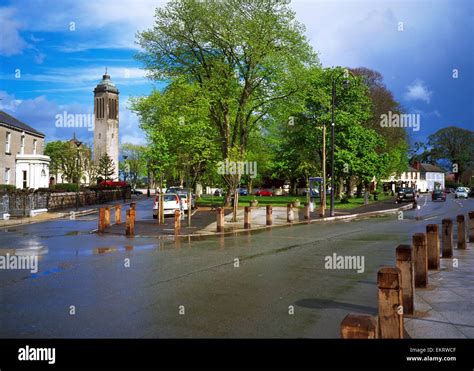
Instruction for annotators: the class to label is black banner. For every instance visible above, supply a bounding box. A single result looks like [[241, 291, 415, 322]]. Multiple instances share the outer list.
[[0, 339, 473, 370]]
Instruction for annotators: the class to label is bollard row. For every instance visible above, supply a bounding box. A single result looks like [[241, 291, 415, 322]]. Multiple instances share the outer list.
[[341, 210, 473, 339]]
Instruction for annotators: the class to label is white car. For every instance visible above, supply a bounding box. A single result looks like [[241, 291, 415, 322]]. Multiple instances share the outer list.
[[176, 192, 195, 212], [454, 187, 469, 199], [153, 193, 182, 218]]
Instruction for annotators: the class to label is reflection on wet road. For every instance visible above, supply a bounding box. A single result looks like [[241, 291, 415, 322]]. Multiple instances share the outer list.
[[0, 195, 472, 338]]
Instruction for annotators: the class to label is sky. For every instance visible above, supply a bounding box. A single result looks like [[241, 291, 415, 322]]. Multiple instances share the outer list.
[[0, 0, 473, 148]]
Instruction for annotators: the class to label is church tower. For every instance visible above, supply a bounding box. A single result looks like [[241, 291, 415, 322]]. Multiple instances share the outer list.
[[93, 70, 119, 180]]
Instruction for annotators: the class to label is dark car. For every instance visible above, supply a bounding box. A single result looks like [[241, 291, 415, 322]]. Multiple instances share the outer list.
[[238, 188, 248, 196], [131, 189, 143, 195], [396, 188, 417, 204], [432, 189, 446, 202]]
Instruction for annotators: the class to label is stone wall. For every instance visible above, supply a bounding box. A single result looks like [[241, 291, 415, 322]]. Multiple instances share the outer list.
[[1, 187, 131, 216], [46, 189, 129, 210]]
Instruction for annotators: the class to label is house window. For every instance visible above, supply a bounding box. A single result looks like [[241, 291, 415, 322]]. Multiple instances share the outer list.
[[5, 132, 11, 153], [4, 168, 10, 184], [20, 135, 25, 154], [22, 170, 27, 189], [33, 139, 37, 155]]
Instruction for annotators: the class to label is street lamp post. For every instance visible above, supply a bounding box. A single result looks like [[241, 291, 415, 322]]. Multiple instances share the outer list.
[[330, 69, 350, 217], [74, 140, 82, 211], [123, 155, 128, 184]]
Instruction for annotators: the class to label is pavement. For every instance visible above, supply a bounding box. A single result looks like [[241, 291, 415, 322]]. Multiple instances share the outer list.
[[99, 196, 412, 237], [405, 242, 474, 338], [0, 193, 473, 338]]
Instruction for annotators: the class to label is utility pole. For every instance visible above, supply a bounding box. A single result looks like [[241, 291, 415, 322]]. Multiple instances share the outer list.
[[320, 124, 326, 217]]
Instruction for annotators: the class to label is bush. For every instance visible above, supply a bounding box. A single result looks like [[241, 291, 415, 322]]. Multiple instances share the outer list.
[[53, 183, 80, 192], [340, 196, 351, 204], [0, 184, 16, 192], [35, 187, 52, 193]]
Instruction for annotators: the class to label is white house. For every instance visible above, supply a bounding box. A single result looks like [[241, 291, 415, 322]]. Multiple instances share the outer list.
[[0, 111, 50, 189]]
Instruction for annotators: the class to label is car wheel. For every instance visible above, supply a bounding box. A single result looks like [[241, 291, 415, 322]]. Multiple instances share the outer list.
[[153, 214, 157, 219]]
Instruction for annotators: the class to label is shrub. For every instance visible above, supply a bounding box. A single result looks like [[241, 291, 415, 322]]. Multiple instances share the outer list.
[[54, 183, 80, 192], [0, 184, 16, 192]]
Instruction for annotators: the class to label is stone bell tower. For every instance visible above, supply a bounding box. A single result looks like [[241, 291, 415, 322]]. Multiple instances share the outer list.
[[93, 69, 119, 180]]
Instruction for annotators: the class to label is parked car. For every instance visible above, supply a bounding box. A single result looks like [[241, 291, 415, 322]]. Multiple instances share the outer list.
[[166, 186, 183, 193], [445, 187, 455, 194], [454, 187, 469, 199], [153, 193, 181, 218], [431, 189, 446, 202], [131, 189, 143, 195], [255, 189, 273, 197], [214, 188, 224, 196], [396, 188, 417, 204], [237, 188, 248, 196], [176, 192, 195, 212]]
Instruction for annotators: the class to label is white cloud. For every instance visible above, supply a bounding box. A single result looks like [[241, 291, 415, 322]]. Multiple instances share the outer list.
[[0, 66, 147, 87], [0, 90, 145, 144], [404, 80, 433, 104], [0, 8, 28, 56]]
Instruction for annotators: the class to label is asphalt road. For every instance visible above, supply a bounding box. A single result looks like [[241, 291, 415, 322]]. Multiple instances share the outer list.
[[1, 194, 472, 338]]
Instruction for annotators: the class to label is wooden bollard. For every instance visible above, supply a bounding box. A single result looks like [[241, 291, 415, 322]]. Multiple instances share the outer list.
[[115, 204, 122, 225], [413, 233, 428, 288], [442, 219, 453, 258], [126, 209, 134, 236], [426, 224, 440, 270], [244, 206, 251, 229], [216, 207, 224, 233], [457, 215, 466, 249], [98, 207, 106, 233], [174, 210, 181, 233], [340, 314, 377, 339], [396, 245, 414, 315], [287, 203, 294, 223], [469, 211, 474, 243], [266, 205, 272, 226], [104, 207, 111, 228], [377, 267, 404, 339], [304, 203, 310, 221]]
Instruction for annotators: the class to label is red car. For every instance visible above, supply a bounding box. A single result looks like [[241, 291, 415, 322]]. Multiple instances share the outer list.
[[255, 189, 273, 197]]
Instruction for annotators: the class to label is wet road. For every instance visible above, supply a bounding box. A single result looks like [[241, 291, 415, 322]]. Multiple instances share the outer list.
[[1, 194, 473, 338]]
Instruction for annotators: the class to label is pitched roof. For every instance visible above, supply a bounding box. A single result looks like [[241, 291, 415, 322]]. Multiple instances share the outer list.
[[0, 110, 45, 137], [420, 163, 444, 173]]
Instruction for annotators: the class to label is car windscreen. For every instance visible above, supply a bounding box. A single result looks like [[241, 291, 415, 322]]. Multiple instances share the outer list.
[[164, 195, 177, 201]]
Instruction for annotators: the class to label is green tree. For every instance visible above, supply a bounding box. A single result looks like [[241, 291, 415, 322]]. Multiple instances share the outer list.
[[427, 126, 474, 182], [97, 153, 116, 181], [136, 0, 318, 204], [45, 140, 90, 184], [120, 143, 147, 187]]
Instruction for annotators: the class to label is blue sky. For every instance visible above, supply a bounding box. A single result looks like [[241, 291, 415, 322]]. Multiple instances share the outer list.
[[0, 0, 472, 148]]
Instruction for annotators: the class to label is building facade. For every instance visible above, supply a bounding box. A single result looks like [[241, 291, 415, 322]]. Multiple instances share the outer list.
[[0, 111, 50, 189], [382, 162, 445, 193], [93, 72, 119, 180]]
